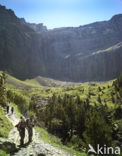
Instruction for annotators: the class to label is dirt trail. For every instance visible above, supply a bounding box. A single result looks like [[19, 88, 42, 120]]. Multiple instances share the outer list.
[[6, 109, 74, 156]]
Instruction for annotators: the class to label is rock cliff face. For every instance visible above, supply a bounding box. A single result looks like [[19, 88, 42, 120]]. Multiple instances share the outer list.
[[62, 42, 122, 82], [0, 5, 47, 79], [0, 5, 122, 82]]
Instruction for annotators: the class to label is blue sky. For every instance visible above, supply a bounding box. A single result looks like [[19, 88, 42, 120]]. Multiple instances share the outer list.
[[0, 0, 122, 29]]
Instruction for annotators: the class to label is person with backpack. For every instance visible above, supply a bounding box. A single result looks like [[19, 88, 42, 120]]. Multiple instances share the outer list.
[[26, 115, 35, 143], [15, 117, 26, 146], [24, 109, 27, 118], [11, 107, 14, 114], [6, 101, 10, 114], [6, 104, 9, 114]]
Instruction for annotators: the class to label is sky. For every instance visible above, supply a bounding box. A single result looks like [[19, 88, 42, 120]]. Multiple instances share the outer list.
[[0, 0, 122, 29]]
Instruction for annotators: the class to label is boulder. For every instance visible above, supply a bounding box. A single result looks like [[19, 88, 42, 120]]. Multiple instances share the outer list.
[[0, 137, 16, 153]]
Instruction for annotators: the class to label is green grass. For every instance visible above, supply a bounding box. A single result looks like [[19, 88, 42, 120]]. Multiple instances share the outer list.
[[0, 150, 7, 156], [0, 106, 13, 138], [25, 78, 41, 86], [36, 127, 87, 156]]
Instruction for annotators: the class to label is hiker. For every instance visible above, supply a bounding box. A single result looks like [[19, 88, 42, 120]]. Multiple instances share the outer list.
[[15, 117, 26, 146], [6, 104, 9, 114], [24, 109, 27, 118], [6, 101, 10, 114], [26, 115, 35, 142], [7, 105, 9, 114], [11, 107, 14, 114]]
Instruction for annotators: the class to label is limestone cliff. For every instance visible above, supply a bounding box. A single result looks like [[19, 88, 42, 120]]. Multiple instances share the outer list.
[[0, 5, 122, 82]]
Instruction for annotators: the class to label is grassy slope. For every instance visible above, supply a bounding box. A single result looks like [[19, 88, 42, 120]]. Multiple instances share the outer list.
[[25, 76, 79, 88], [0, 71, 39, 89], [6, 73, 41, 89], [2, 71, 78, 89], [0, 106, 13, 138]]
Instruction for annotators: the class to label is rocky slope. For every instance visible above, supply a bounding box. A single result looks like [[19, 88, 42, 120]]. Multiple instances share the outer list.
[[0, 5, 122, 82]]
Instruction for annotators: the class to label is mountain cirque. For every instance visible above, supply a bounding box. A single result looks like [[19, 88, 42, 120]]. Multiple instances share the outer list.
[[0, 5, 122, 82]]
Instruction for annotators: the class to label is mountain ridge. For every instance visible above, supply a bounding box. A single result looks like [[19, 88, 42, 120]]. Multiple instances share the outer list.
[[22, 13, 122, 32]]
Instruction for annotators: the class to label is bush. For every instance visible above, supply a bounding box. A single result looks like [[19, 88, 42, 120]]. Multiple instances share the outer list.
[[68, 135, 85, 152]]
